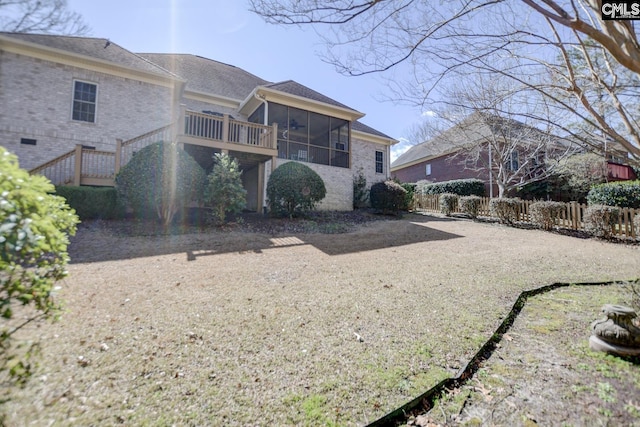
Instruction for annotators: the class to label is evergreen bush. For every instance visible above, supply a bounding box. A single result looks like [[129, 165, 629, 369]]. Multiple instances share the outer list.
[[0, 148, 78, 389], [55, 186, 122, 220], [267, 161, 326, 218], [352, 168, 368, 209], [204, 153, 246, 223], [584, 205, 620, 238], [399, 182, 416, 211], [369, 180, 407, 215], [416, 178, 485, 196], [115, 141, 206, 226], [439, 193, 458, 216], [530, 201, 565, 230], [459, 195, 482, 219], [489, 197, 520, 224], [587, 180, 640, 209]]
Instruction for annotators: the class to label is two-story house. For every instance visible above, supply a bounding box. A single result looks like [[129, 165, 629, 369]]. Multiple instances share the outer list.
[[0, 32, 397, 211]]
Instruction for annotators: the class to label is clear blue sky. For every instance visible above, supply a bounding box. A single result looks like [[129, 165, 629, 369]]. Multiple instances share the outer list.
[[67, 0, 421, 160]]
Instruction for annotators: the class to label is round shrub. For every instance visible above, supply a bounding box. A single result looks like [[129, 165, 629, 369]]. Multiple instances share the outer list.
[[439, 193, 458, 216], [587, 180, 640, 209], [267, 161, 326, 218], [584, 205, 620, 238], [370, 180, 407, 215], [489, 197, 520, 224], [530, 201, 565, 231], [115, 141, 206, 225], [459, 195, 482, 219]]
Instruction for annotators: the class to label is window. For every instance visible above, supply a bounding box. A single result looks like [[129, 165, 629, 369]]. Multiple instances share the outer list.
[[72, 81, 97, 123], [507, 151, 519, 171], [254, 102, 350, 168], [20, 138, 37, 145], [375, 150, 384, 174], [425, 163, 432, 176]]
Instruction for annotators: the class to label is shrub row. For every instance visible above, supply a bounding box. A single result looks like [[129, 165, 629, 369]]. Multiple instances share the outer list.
[[417, 178, 485, 197], [587, 180, 640, 209], [55, 186, 122, 220], [529, 201, 565, 231]]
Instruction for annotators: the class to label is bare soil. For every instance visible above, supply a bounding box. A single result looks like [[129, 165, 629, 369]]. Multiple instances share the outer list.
[[3, 212, 640, 426]]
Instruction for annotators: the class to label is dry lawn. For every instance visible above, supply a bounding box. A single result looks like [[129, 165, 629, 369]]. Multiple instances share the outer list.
[[3, 213, 640, 426]]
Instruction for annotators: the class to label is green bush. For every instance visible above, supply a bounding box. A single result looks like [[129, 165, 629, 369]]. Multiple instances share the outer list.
[[584, 205, 620, 238], [530, 201, 565, 231], [587, 180, 640, 209], [55, 186, 122, 220], [369, 180, 407, 215], [352, 168, 369, 209], [459, 195, 482, 219], [115, 141, 206, 226], [439, 193, 458, 216], [399, 182, 416, 211], [267, 161, 326, 218], [0, 147, 78, 390], [489, 197, 520, 224], [204, 153, 247, 223], [416, 178, 485, 197]]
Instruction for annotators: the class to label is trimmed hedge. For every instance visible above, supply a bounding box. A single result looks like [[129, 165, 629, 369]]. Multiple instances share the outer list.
[[416, 178, 485, 197], [489, 197, 520, 224], [267, 161, 326, 218], [459, 195, 482, 219], [530, 201, 565, 231], [370, 180, 407, 215], [439, 193, 458, 216], [55, 186, 122, 220], [400, 182, 416, 211], [584, 205, 620, 238], [587, 180, 640, 209]]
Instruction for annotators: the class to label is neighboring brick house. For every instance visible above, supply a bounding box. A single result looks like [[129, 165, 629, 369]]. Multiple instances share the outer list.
[[0, 32, 397, 211], [391, 112, 636, 197]]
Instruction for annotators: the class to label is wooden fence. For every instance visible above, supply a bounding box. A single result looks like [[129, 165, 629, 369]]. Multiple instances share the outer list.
[[413, 193, 638, 239]]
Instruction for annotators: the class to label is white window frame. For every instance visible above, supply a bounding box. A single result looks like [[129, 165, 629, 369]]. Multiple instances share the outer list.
[[425, 163, 432, 176], [375, 150, 384, 174], [71, 80, 98, 123]]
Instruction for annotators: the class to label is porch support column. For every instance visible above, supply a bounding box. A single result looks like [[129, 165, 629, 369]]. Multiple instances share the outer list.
[[257, 161, 265, 213], [73, 144, 82, 186], [222, 114, 229, 143]]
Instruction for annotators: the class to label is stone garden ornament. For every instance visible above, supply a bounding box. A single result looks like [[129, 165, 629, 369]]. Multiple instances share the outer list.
[[590, 304, 640, 357]]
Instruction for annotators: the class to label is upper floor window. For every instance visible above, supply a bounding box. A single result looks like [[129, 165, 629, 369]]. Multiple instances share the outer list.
[[375, 150, 384, 174], [506, 150, 519, 171], [250, 102, 350, 168], [72, 80, 97, 123], [425, 163, 432, 176]]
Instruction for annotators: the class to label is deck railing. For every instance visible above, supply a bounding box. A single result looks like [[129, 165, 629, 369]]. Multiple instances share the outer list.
[[184, 111, 276, 149], [30, 110, 277, 186], [413, 194, 638, 239]]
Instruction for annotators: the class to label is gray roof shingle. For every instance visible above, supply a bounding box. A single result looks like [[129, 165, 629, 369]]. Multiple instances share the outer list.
[[1, 32, 177, 78], [138, 53, 268, 100]]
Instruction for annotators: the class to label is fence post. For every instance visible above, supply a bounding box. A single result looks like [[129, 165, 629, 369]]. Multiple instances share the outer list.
[[73, 144, 82, 186]]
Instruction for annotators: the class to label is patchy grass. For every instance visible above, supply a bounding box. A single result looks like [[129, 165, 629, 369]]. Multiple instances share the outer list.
[[3, 213, 640, 426]]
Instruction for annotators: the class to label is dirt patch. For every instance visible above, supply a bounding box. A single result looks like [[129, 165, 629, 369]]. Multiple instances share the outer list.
[[3, 212, 640, 426]]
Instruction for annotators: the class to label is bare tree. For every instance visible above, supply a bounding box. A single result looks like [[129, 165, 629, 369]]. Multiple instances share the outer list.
[[0, 0, 89, 35], [249, 0, 640, 159], [417, 76, 578, 197]]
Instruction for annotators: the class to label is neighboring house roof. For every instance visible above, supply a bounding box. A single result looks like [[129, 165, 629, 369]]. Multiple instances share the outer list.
[[138, 53, 268, 101], [0, 32, 177, 79], [391, 112, 562, 170]]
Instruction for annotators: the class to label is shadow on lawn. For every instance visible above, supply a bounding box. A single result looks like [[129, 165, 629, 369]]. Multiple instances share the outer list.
[[69, 215, 463, 263]]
